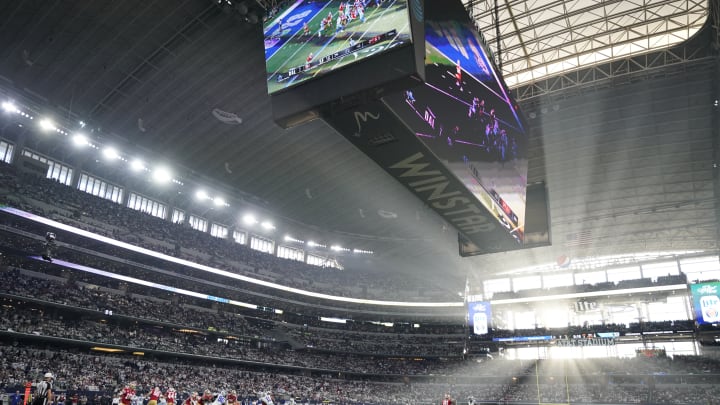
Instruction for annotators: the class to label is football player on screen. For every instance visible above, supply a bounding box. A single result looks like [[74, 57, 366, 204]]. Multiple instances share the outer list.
[[455, 60, 463, 91], [302, 21, 310, 36]]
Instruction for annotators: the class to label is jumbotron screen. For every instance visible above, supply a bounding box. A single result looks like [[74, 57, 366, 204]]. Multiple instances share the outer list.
[[690, 282, 720, 324], [264, 0, 413, 95], [385, 19, 529, 242]]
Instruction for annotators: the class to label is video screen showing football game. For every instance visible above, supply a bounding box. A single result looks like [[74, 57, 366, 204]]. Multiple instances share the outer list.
[[385, 19, 529, 242], [264, 0, 413, 95]]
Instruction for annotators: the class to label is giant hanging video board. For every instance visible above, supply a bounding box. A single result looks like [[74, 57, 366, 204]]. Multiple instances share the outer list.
[[296, 0, 542, 254], [264, 0, 414, 95], [690, 282, 720, 324], [384, 16, 529, 243]]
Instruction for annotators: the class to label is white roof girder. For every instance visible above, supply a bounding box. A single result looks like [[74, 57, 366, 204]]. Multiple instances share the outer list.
[[464, 0, 708, 87]]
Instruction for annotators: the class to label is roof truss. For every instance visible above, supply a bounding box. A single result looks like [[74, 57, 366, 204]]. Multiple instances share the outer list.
[[464, 0, 708, 88]]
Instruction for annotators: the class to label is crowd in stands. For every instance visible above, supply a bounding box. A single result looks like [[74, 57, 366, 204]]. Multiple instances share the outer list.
[[0, 224, 461, 325], [0, 268, 257, 338], [0, 221, 711, 355], [0, 207, 705, 339], [487, 319, 696, 340], [6, 162, 720, 403], [0, 296, 460, 375], [490, 273, 689, 301], [0, 213, 454, 317], [284, 328, 465, 357], [0, 263, 464, 362], [0, 163, 439, 302], [0, 343, 430, 405], [0, 242, 707, 363], [2, 259, 720, 379], [0, 161, 708, 323], [0, 251, 719, 403], [2, 342, 720, 405]]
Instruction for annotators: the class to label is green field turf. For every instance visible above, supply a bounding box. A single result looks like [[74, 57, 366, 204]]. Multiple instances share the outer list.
[[425, 43, 454, 67]]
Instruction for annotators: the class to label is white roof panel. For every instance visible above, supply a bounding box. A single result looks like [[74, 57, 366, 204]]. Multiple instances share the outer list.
[[464, 0, 708, 87]]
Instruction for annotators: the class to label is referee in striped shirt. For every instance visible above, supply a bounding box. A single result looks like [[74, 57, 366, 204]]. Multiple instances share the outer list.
[[32, 373, 54, 405]]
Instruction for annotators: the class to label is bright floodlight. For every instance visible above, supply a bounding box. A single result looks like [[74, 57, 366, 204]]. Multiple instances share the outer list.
[[242, 214, 258, 225], [196, 190, 209, 200], [307, 241, 317, 247], [213, 197, 225, 207], [260, 221, 275, 230], [284, 235, 291, 241], [130, 159, 145, 172], [72, 134, 88, 147], [152, 167, 172, 183], [1, 101, 19, 114], [330, 245, 342, 251], [102, 147, 119, 160], [39, 118, 56, 132]]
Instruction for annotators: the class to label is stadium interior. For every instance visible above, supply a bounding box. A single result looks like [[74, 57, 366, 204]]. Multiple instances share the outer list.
[[0, 0, 719, 404]]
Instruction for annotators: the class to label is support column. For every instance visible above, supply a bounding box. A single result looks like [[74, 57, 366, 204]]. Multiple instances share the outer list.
[[10, 130, 29, 168], [713, 37, 720, 255]]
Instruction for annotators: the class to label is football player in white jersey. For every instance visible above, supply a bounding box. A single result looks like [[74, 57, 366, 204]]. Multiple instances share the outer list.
[[258, 391, 273, 405]]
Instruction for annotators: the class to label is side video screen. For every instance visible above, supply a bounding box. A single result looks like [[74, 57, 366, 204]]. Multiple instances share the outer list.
[[385, 19, 529, 242], [690, 282, 720, 324], [468, 300, 492, 335], [264, 0, 413, 95]]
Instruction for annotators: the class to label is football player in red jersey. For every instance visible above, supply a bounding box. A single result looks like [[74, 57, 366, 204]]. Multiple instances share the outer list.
[[225, 391, 236, 405], [338, 2, 345, 14], [182, 393, 199, 405], [325, 13, 334, 33], [165, 388, 177, 405], [455, 60, 463, 90], [147, 387, 161, 405], [119, 384, 136, 405], [200, 390, 214, 405]]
